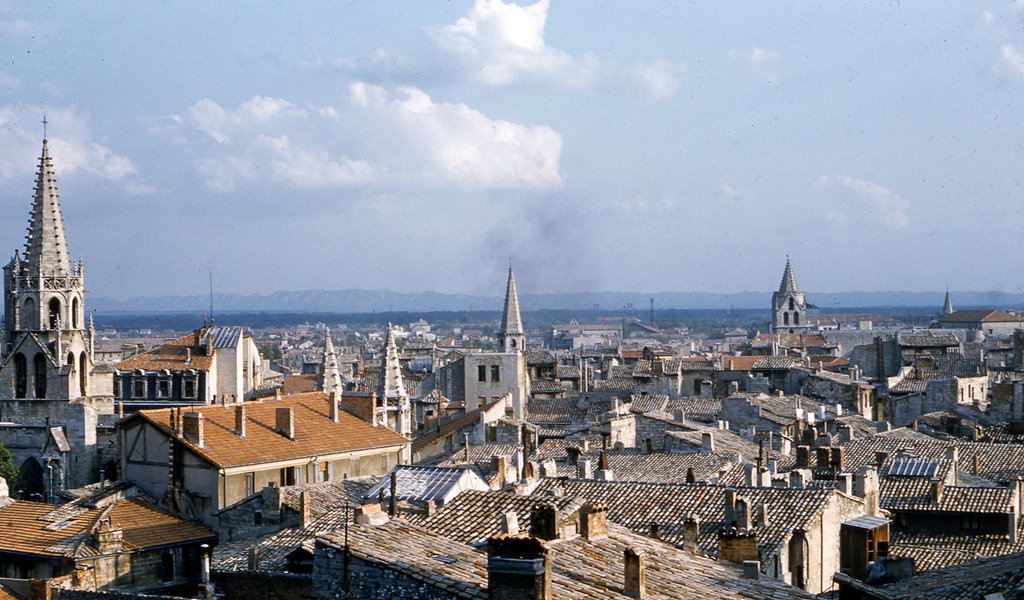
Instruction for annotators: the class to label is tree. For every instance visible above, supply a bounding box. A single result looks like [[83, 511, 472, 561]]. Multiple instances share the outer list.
[[0, 440, 17, 486]]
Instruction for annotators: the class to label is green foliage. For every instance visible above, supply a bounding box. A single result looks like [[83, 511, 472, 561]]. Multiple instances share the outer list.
[[258, 343, 283, 360], [0, 440, 17, 486]]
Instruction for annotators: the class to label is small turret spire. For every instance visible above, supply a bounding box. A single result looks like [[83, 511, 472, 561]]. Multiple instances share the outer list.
[[943, 289, 954, 316]]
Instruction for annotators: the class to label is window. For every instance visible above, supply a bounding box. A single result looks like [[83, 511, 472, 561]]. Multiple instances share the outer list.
[[478, 365, 487, 382], [157, 379, 170, 398], [72, 297, 80, 329], [113, 378, 122, 398], [783, 312, 790, 326], [793, 312, 800, 325], [491, 365, 500, 383], [318, 461, 329, 482], [245, 472, 255, 496], [13, 353, 26, 398], [254, 510, 263, 526], [160, 551, 175, 583], [183, 379, 196, 399], [48, 298, 61, 329], [79, 351, 87, 396], [280, 466, 296, 486], [789, 298, 795, 310], [33, 353, 47, 398], [132, 378, 146, 398]]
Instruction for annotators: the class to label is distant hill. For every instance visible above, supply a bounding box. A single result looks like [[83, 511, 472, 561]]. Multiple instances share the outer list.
[[88, 289, 1024, 314]]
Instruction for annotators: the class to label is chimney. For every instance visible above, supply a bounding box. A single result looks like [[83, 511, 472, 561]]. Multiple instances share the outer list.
[[530, 504, 559, 541], [930, 478, 944, 504], [973, 454, 980, 474], [487, 535, 551, 600], [276, 407, 294, 439], [831, 446, 845, 470], [838, 424, 852, 444], [744, 464, 756, 487], [796, 445, 810, 468], [329, 390, 339, 423], [624, 547, 646, 599], [492, 456, 511, 488], [389, 471, 398, 516], [718, 528, 759, 563], [299, 491, 310, 528], [566, 446, 581, 465], [789, 469, 810, 489], [235, 405, 246, 438], [94, 517, 123, 554], [816, 446, 830, 468], [580, 502, 608, 540], [836, 473, 853, 495], [28, 579, 50, 600], [248, 547, 260, 571], [674, 409, 685, 423], [875, 451, 889, 468], [757, 503, 769, 527], [540, 458, 558, 478], [182, 412, 205, 446], [577, 457, 593, 479], [742, 560, 760, 580], [649, 522, 660, 540], [854, 466, 880, 516], [702, 432, 715, 453], [682, 516, 700, 553], [354, 503, 389, 526], [500, 510, 520, 535]]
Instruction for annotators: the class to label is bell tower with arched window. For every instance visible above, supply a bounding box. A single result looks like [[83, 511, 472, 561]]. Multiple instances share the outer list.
[[771, 258, 809, 334], [2, 135, 93, 400]]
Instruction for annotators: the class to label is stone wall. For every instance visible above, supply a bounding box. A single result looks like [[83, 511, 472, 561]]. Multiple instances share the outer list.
[[634, 414, 689, 452], [214, 571, 311, 600]]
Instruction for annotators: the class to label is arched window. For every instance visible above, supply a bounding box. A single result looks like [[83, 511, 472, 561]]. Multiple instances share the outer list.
[[33, 353, 47, 398], [22, 298, 35, 328], [13, 353, 26, 398], [789, 298, 795, 310], [80, 351, 88, 396], [48, 298, 61, 329], [783, 312, 789, 326], [67, 352, 75, 369], [793, 312, 800, 325], [72, 297, 80, 329]]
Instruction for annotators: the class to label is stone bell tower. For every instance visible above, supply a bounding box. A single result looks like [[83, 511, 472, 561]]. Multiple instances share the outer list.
[[771, 258, 808, 334]]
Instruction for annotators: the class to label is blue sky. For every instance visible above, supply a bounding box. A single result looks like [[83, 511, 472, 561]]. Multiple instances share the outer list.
[[0, 1, 1022, 300]]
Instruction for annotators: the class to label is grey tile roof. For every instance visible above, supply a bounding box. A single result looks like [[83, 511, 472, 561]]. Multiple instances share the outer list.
[[630, 392, 669, 413], [835, 549, 1024, 599], [365, 465, 487, 505], [665, 397, 722, 424], [317, 519, 816, 600], [530, 479, 835, 565]]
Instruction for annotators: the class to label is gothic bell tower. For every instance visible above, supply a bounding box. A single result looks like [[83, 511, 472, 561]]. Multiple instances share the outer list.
[[771, 258, 808, 334], [2, 136, 94, 400]]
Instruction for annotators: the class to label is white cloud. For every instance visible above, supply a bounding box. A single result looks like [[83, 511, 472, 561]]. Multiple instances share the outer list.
[[720, 183, 742, 200], [0, 19, 56, 42], [817, 175, 909, 230], [1001, 44, 1024, 76], [729, 47, 784, 84], [176, 86, 562, 192], [423, 0, 684, 96], [0, 105, 139, 187]]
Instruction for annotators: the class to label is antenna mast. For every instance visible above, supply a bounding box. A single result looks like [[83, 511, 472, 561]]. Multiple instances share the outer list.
[[209, 269, 214, 324]]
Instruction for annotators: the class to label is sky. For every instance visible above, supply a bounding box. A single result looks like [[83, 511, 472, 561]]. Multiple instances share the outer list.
[[1, 1, 1023, 301]]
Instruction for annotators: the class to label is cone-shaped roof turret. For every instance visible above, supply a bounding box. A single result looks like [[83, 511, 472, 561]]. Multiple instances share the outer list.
[[378, 323, 408, 400], [778, 258, 799, 293], [943, 289, 954, 316], [501, 267, 524, 336], [23, 138, 71, 275]]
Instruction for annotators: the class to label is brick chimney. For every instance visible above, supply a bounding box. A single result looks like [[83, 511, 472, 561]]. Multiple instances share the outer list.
[[276, 406, 294, 439], [235, 404, 246, 438], [624, 547, 646, 599], [487, 535, 551, 600], [580, 502, 607, 540], [182, 412, 204, 447], [529, 503, 559, 541]]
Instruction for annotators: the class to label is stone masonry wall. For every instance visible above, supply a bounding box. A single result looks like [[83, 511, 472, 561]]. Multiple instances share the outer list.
[[313, 544, 463, 600]]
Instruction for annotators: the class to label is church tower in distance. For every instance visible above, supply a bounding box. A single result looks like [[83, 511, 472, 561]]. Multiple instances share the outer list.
[[499, 267, 526, 353], [771, 258, 808, 334]]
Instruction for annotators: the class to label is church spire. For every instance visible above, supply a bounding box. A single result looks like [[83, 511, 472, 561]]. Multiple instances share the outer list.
[[778, 257, 799, 293], [320, 327, 343, 395], [378, 323, 410, 436], [23, 137, 72, 276], [499, 267, 525, 352], [942, 289, 954, 316]]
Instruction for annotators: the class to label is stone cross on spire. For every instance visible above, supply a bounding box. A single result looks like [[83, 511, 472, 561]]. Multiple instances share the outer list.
[[23, 137, 72, 275]]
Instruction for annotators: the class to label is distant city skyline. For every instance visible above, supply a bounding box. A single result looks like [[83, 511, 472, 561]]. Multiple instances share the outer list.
[[1, 1, 1023, 300]]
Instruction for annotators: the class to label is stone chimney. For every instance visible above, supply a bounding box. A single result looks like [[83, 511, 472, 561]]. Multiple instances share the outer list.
[[94, 517, 123, 554], [577, 457, 593, 479], [718, 528, 759, 563], [500, 510, 520, 535], [701, 432, 715, 453], [492, 456, 512, 489], [795, 445, 810, 468], [530, 504, 559, 541], [329, 390, 339, 423], [931, 478, 944, 504], [789, 469, 811, 489], [276, 407, 294, 439], [235, 404, 246, 438], [182, 412, 204, 447], [831, 446, 845, 471], [836, 473, 853, 495], [248, 547, 260, 570], [838, 424, 852, 443], [742, 560, 760, 580], [580, 502, 608, 540], [816, 446, 831, 468], [566, 446, 581, 465], [624, 547, 646, 599], [682, 516, 700, 553], [487, 535, 551, 600], [354, 503, 389, 526], [299, 491, 310, 528], [28, 579, 50, 600], [674, 409, 685, 423], [854, 466, 880, 516]]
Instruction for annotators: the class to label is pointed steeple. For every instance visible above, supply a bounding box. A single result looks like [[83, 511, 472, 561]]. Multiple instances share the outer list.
[[321, 327, 343, 395], [778, 257, 799, 293], [943, 289, 954, 316], [378, 323, 411, 436], [23, 138, 71, 276], [499, 267, 525, 352]]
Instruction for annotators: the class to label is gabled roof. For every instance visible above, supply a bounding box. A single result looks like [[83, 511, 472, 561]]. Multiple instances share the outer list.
[[365, 465, 488, 504], [940, 309, 1023, 324], [0, 497, 214, 559], [124, 392, 409, 469], [114, 329, 214, 371]]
